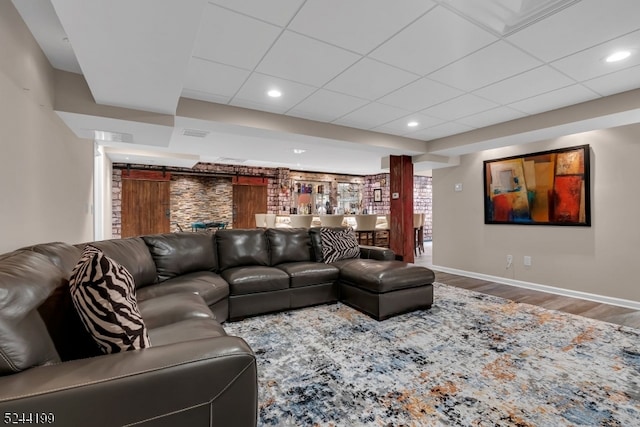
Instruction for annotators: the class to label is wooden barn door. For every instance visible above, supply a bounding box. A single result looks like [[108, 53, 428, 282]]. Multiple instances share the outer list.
[[232, 176, 268, 229], [121, 170, 171, 237]]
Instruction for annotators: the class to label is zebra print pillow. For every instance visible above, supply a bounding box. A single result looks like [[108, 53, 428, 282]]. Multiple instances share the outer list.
[[320, 227, 360, 263], [69, 245, 151, 354]]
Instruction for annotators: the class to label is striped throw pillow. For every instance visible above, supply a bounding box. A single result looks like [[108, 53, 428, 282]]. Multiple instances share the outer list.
[[69, 245, 151, 353], [320, 227, 360, 263]]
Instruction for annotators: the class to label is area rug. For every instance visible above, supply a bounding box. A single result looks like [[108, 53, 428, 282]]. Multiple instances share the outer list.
[[224, 283, 640, 426]]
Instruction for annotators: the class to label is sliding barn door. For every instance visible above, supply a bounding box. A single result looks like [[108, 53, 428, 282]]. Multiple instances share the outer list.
[[121, 171, 171, 237], [232, 182, 267, 229]]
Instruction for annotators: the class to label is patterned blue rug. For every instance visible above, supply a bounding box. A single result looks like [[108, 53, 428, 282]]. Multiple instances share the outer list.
[[224, 283, 640, 426]]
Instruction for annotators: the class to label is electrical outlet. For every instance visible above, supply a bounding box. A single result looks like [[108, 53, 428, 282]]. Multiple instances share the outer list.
[[524, 256, 532, 266], [506, 254, 513, 269]]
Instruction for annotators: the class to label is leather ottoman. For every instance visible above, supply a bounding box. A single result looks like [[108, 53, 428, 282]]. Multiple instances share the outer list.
[[338, 259, 435, 320]]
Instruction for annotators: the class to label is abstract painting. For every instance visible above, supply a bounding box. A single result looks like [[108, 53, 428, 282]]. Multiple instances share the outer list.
[[484, 145, 590, 226]]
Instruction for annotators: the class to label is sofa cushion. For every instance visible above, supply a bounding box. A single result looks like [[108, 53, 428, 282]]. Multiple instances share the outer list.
[[148, 318, 227, 347], [216, 229, 269, 270], [138, 293, 214, 329], [276, 262, 340, 288], [266, 228, 312, 265], [320, 227, 360, 263], [90, 238, 157, 288], [339, 259, 436, 293], [142, 233, 217, 281], [136, 271, 229, 307], [0, 251, 61, 376], [26, 242, 83, 276], [69, 245, 151, 354], [222, 266, 290, 295]]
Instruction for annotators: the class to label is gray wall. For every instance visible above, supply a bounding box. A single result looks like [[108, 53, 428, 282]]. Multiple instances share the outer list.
[[433, 123, 640, 303], [0, 2, 93, 253]]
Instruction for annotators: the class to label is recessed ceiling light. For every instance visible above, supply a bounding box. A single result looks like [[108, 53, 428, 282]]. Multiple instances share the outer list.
[[267, 89, 282, 98], [604, 50, 631, 63], [293, 149, 306, 154], [407, 121, 419, 127]]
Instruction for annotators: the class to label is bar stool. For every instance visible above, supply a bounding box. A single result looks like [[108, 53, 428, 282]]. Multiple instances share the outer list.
[[289, 214, 313, 228], [319, 214, 344, 227], [265, 214, 276, 228], [355, 214, 378, 246], [413, 213, 425, 255], [255, 213, 266, 228]]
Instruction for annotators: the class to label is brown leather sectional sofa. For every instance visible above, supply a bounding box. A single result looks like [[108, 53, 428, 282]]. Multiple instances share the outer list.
[[0, 227, 434, 426]]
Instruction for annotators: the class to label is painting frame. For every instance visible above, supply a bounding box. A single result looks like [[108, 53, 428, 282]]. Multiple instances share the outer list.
[[373, 188, 382, 203], [483, 144, 591, 226]]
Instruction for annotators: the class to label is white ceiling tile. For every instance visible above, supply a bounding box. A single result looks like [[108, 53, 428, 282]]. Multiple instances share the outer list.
[[183, 58, 250, 100], [508, 84, 600, 115], [289, 0, 436, 54], [473, 66, 576, 105], [582, 64, 640, 97], [370, 5, 497, 75], [230, 73, 316, 114], [507, 0, 640, 62], [256, 31, 360, 87], [324, 58, 419, 100], [208, 0, 304, 27], [551, 30, 640, 82], [407, 122, 475, 140], [372, 113, 446, 135], [194, 4, 281, 70], [429, 41, 542, 92], [456, 107, 528, 128], [333, 102, 411, 129], [421, 94, 499, 120], [377, 77, 463, 111], [286, 89, 369, 122]]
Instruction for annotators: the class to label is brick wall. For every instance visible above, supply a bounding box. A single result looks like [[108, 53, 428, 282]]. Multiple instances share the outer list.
[[111, 163, 432, 239], [170, 175, 232, 232]]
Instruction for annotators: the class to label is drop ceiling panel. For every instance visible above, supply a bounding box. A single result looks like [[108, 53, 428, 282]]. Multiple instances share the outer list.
[[456, 106, 527, 128], [507, 0, 640, 62], [370, 5, 497, 75], [256, 31, 360, 87], [551, 30, 640, 82], [285, 89, 369, 122], [324, 58, 419, 100], [193, 4, 281, 70], [378, 77, 464, 111], [230, 73, 316, 114], [288, 0, 436, 55], [182, 58, 250, 103], [208, 0, 304, 27], [508, 84, 599, 115], [582, 65, 640, 97], [421, 94, 499, 121], [333, 102, 411, 130], [429, 41, 542, 92], [474, 66, 576, 105]]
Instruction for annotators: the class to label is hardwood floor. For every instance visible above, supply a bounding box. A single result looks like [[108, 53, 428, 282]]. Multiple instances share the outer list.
[[413, 242, 640, 329]]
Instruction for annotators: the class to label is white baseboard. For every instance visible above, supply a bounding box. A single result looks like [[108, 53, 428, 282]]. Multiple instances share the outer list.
[[430, 265, 640, 311]]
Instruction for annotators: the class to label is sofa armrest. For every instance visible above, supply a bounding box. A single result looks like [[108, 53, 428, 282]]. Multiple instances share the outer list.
[[359, 245, 395, 261], [0, 336, 257, 427]]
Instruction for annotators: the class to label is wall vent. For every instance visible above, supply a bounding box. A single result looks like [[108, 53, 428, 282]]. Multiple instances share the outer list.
[[182, 128, 210, 138]]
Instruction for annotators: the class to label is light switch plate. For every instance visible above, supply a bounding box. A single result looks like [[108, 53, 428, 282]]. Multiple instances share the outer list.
[[454, 183, 463, 192]]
